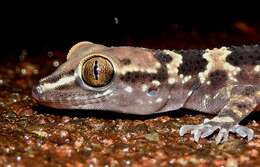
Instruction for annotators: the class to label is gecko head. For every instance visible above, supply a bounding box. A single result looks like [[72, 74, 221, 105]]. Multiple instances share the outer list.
[[32, 41, 170, 114]]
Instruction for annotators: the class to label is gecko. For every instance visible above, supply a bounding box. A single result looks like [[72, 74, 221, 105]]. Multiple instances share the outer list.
[[32, 41, 260, 144]]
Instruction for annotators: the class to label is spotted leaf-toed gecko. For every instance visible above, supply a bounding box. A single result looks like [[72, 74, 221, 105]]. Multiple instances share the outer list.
[[32, 41, 260, 144]]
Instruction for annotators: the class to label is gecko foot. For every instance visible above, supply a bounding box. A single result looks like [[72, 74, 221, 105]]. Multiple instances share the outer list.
[[179, 118, 254, 144]]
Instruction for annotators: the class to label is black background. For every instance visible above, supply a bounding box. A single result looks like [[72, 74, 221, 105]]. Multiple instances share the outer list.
[[0, 2, 259, 55]]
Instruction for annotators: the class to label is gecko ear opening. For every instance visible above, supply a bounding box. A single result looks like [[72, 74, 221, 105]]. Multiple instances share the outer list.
[[66, 41, 107, 60]]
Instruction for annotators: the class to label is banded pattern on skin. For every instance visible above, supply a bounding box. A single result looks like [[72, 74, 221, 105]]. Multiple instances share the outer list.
[[177, 49, 207, 76], [198, 47, 241, 84], [227, 45, 260, 66], [161, 50, 183, 84], [176, 49, 208, 85], [119, 50, 169, 83], [118, 62, 161, 75], [158, 49, 208, 85], [117, 50, 161, 75], [208, 70, 228, 88], [37, 71, 76, 93]]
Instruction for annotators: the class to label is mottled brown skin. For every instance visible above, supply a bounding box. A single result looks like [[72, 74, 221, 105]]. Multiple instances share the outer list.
[[32, 42, 260, 144]]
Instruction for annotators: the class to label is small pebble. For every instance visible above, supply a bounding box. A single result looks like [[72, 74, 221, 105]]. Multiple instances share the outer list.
[[122, 147, 129, 153], [32, 130, 48, 138], [5, 111, 17, 119], [5, 164, 12, 167], [36, 139, 44, 147], [37, 118, 48, 124], [249, 149, 258, 157], [65, 138, 70, 144], [125, 160, 131, 165], [74, 136, 84, 149], [24, 133, 30, 140], [84, 147, 92, 156], [226, 158, 238, 167], [61, 116, 71, 123], [252, 120, 259, 126], [21, 68, 27, 75], [52, 60, 60, 67], [144, 132, 160, 142], [60, 130, 69, 138], [168, 159, 175, 165], [16, 156, 21, 161], [177, 158, 188, 166]]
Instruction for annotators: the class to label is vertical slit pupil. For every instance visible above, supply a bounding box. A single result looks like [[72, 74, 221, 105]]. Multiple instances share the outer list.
[[93, 60, 99, 80]]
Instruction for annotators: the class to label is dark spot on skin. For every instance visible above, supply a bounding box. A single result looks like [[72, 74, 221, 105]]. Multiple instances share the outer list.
[[176, 49, 207, 75], [155, 65, 168, 81], [120, 72, 152, 83], [242, 86, 256, 96], [209, 70, 228, 88], [231, 100, 253, 115], [154, 50, 173, 63], [227, 45, 260, 66], [237, 103, 248, 110], [119, 52, 169, 83], [119, 67, 168, 83], [120, 72, 144, 83], [120, 58, 131, 65]]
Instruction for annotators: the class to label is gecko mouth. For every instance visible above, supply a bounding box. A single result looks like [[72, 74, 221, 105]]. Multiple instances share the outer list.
[[32, 85, 114, 108]]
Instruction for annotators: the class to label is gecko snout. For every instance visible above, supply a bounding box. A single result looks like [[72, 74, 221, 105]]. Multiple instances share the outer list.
[[32, 85, 44, 102]]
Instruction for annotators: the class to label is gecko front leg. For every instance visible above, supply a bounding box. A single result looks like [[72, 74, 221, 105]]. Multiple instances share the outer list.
[[180, 85, 258, 144]]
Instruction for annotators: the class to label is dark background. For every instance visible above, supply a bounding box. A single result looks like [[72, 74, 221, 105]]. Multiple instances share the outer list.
[[1, 3, 260, 55]]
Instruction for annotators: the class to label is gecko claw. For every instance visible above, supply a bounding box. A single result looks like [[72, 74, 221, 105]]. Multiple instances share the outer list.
[[230, 125, 254, 141], [179, 119, 255, 144], [191, 129, 202, 142], [201, 126, 218, 138], [180, 123, 215, 142]]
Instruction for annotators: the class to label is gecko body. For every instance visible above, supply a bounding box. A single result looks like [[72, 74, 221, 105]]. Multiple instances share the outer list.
[[32, 41, 260, 144]]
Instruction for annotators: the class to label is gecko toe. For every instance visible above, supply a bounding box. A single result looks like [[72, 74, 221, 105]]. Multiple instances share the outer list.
[[201, 126, 218, 138], [191, 129, 202, 142], [215, 128, 229, 144], [180, 123, 217, 142], [231, 125, 254, 141], [179, 125, 197, 136]]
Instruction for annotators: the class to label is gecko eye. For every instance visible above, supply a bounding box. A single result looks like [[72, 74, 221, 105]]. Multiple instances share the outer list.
[[81, 55, 114, 88]]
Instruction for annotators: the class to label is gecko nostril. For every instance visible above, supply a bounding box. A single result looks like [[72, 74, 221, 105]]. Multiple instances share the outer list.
[[32, 85, 44, 100], [36, 86, 43, 94]]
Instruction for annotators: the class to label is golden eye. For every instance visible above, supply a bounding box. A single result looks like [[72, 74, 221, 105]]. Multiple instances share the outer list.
[[81, 55, 114, 88]]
